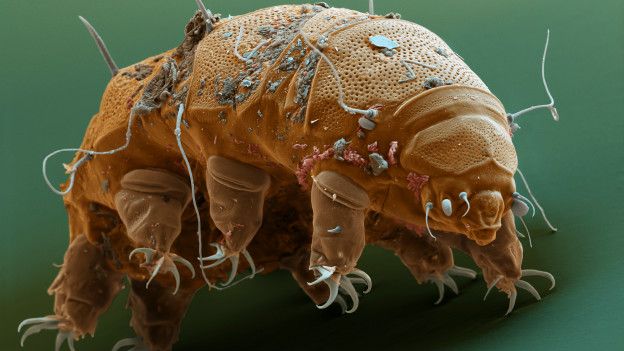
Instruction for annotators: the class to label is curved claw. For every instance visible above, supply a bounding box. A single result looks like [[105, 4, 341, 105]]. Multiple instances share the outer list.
[[334, 295, 347, 314], [112, 336, 149, 351], [171, 255, 196, 279], [431, 279, 445, 305], [145, 256, 165, 289], [522, 269, 556, 290], [307, 266, 336, 286], [505, 289, 518, 315], [347, 268, 372, 294], [20, 321, 60, 347], [339, 276, 360, 313], [317, 277, 339, 309], [131, 248, 195, 295], [18, 316, 57, 332], [220, 255, 240, 286], [448, 265, 477, 280], [18, 316, 72, 349], [483, 275, 503, 301], [129, 247, 156, 264], [442, 274, 459, 295], [430, 266, 473, 305], [515, 279, 542, 301], [200, 257, 227, 269], [241, 249, 257, 279], [201, 243, 226, 261], [55, 331, 76, 351]]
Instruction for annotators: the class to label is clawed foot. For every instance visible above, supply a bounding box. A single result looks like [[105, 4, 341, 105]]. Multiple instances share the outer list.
[[111, 336, 149, 351], [428, 265, 477, 305], [18, 316, 76, 351], [199, 243, 256, 287], [307, 266, 372, 314], [129, 248, 196, 295], [484, 269, 556, 315]]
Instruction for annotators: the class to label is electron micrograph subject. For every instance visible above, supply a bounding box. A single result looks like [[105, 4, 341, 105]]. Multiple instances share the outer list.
[[17, 1, 562, 350]]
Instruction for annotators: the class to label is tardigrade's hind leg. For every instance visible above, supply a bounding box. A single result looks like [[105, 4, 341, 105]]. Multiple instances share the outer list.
[[436, 211, 556, 315], [367, 215, 476, 304], [200, 156, 270, 286], [111, 279, 196, 351], [306, 171, 373, 313], [18, 235, 124, 349]]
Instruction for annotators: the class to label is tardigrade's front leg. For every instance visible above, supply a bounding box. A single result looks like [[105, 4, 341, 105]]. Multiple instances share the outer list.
[[18, 235, 124, 350], [369, 222, 476, 305], [307, 171, 373, 313], [200, 156, 271, 286], [115, 169, 196, 295], [437, 211, 555, 315]]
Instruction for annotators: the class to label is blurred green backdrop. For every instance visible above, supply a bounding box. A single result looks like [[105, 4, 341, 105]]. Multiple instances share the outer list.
[[1, 0, 623, 350]]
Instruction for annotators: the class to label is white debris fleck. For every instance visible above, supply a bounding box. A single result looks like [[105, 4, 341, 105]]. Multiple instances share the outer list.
[[369, 35, 399, 50]]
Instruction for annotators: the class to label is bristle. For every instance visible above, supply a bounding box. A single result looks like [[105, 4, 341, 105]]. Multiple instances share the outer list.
[[78, 16, 119, 76]]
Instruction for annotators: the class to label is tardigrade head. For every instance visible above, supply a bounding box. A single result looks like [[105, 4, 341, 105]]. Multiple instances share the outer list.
[[398, 87, 518, 245]]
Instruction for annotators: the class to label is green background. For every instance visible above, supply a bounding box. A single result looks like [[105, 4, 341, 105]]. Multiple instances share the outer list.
[[1, 0, 622, 350]]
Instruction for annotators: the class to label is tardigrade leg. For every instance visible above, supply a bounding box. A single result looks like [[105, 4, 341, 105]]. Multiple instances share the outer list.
[[112, 279, 196, 351], [307, 171, 373, 313], [200, 156, 270, 286], [18, 235, 124, 350], [115, 169, 196, 295], [369, 222, 476, 305], [437, 211, 555, 315]]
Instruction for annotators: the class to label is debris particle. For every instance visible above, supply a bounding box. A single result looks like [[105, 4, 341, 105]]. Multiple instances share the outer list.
[[279, 56, 298, 71], [292, 143, 308, 150], [241, 78, 253, 87], [310, 119, 319, 124], [367, 142, 379, 152], [267, 79, 284, 93], [388, 141, 399, 166], [317, 35, 329, 49], [369, 35, 399, 50], [435, 47, 449, 57], [358, 117, 376, 130], [222, 31, 233, 38], [422, 76, 453, 90], [121, 63, 153, 81], [327, 226, 343, 234], [257, 26, 275, 37], [333, 138, 350, 160], [257, 110, 264, 118], [218, 111, 227, 124], [385, 12, 401, 19], [368, 153, 389, 176], [382, 48, 395, 57]]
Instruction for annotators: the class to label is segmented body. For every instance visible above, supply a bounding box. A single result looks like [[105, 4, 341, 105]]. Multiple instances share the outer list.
[[22, 4, 556, 351], [68, 4, 513, 245]]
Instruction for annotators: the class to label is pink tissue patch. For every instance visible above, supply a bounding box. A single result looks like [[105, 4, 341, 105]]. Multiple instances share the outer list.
[[343, 148, 367, 167], [292, 143, 308, 150], [367, 142, 379, 152], [406, 172, 429, 203], [296, 146, 335, 189], [388, 141, 398, 166]]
